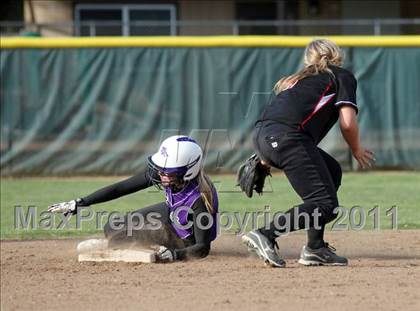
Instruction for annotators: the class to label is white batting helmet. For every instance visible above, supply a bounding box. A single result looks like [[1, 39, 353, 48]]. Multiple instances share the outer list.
[[148, 135, 203, 181]]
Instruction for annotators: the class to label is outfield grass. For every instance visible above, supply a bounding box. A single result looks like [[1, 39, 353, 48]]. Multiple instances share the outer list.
[[1, 172, 419, 239]]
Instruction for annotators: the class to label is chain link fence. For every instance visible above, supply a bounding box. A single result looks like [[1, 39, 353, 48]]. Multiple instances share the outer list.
[[1, 18, 419, 37]]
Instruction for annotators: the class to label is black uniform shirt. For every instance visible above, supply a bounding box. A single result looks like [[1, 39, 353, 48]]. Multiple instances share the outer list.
[[258, 65, 358, 144]]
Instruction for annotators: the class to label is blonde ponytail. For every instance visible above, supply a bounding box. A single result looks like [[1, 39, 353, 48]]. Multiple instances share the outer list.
[[273, 39, 344, 94], [198, 170, 214, 214]]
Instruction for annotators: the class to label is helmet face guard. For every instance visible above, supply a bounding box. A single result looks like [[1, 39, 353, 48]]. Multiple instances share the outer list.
[[147, 156, 186, 188], [147, 135, 203, 189], [147, 154, 201, 188]]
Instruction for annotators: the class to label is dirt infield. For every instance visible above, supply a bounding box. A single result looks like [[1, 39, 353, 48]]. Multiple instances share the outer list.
[[1, 230, 420, 311]]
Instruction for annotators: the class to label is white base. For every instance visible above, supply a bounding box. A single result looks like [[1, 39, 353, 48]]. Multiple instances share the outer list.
[[78, 248, 156, 263]]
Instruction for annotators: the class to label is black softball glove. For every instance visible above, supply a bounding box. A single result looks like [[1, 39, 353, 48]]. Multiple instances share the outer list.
[[236, 154, 271, 198]]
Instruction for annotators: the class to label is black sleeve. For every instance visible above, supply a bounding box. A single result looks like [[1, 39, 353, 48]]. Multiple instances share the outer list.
[[334, 70, 358, 114], [173, 199, 212, 260], [79, 169, 156, 206]]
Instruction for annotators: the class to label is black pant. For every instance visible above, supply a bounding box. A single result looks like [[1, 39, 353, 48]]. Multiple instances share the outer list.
[[253, 121, 342, 249], [103, 202, 192, 249]]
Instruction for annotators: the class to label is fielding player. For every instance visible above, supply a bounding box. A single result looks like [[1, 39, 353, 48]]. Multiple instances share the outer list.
[[242, 39, 375, 267], [48, 136, 218, 262]]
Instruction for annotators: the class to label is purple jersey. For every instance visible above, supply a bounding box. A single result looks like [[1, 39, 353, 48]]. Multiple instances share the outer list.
[[165, 179, 218, 241]]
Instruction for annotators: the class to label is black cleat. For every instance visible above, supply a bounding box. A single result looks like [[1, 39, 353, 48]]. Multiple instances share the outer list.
[[242, 230, 286, 268], [298, 243, 348, 266]]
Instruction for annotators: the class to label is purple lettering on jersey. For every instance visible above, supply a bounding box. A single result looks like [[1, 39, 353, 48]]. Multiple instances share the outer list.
[[165, 180, 218, 241]]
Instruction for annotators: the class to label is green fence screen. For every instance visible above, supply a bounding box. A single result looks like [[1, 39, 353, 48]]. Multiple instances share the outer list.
[[1, 46, 419, 175]]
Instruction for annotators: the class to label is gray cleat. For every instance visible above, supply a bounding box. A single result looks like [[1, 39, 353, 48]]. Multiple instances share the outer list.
[[298, 243, 348, 266], [242, 230, 286, 268]]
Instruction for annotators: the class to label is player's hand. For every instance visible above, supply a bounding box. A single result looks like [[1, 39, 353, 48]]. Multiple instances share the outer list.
[[156, 246, 175, 262], [47, 200, 78, 216], [352, 148, 375, 169]]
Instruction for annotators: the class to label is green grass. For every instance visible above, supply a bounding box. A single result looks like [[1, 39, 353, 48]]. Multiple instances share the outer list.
[[1, 172, 419, 240]]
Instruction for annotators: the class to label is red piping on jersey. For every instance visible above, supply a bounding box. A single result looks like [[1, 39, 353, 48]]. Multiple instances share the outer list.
[[300, 81, 334, 128]]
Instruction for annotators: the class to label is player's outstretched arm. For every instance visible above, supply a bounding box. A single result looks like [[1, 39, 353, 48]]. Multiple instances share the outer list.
[[48, 169, 154, 215], [339, 106, 375, 169]]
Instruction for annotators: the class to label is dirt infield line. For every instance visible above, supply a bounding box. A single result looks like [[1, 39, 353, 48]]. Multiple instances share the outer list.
[[1, 230, 420, 311]]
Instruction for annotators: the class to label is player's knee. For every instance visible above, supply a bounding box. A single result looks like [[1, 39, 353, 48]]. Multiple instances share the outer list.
[[324, 209, 338, 224], [317, 195, 338, 209], [103, 218, 125, 237], [325, 200, 339, 223], [314, 197, 339, 224]]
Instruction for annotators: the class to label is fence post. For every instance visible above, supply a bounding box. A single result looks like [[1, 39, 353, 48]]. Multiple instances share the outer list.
[[89, 22, 96, 37], [374, 19, 381, 36], [232, 21, 239, 35]]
